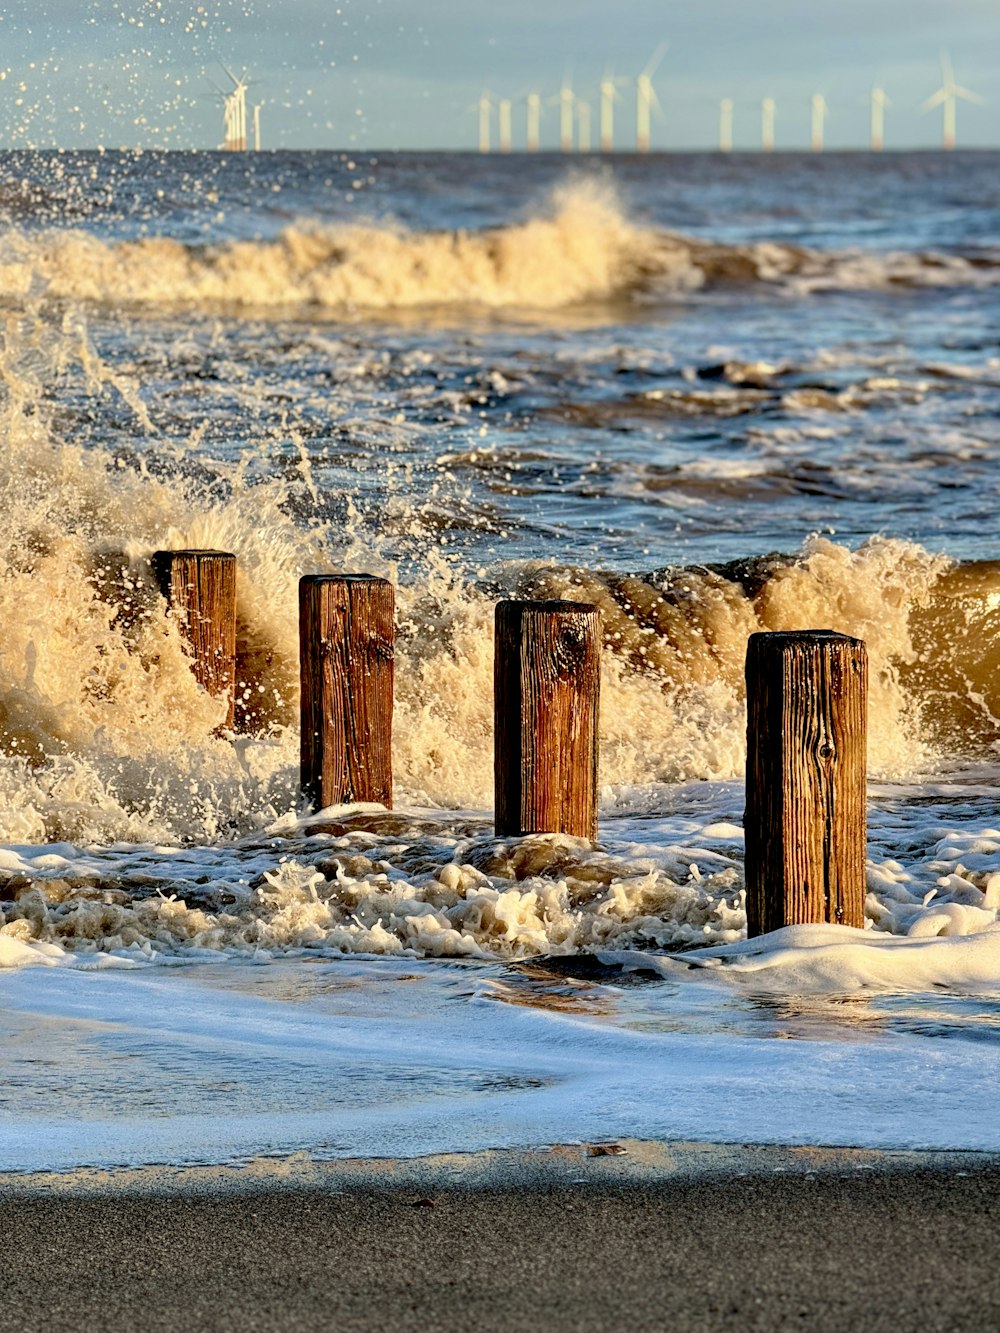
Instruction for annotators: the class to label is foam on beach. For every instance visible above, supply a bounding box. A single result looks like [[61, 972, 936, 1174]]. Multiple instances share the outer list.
[[2, 950, 1000, 1172], [0, 798, 998, 981]]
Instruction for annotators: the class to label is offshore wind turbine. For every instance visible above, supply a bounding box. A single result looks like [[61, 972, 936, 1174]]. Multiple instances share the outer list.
[[220, 66, 249, 150], [635, 42, 667, 153], [552, 73, 575, 153], [922, 52, 984, 150], [719, 98, 733, 152], [761, 97, 775, 152], [525, 91, 541, 151], [576, 97, 592, 153], [870, 85, 890, 151], [498, 98, 512, 153], [476, 91, 492, 153], [810, 93, 828, 152], [599, 69, 628, 152]]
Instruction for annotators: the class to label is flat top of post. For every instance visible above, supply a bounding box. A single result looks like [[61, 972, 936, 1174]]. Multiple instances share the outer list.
[[748, 629, 865, 649], [152, 549, 236, 560], [299, 573, 392, 586], [496, 599, 600, 616]]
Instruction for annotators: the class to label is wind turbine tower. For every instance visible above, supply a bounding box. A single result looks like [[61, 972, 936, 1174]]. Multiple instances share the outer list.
[[253, 102, 262, 151], [761, 97, 775, 152], [719, 98, 733, 152], [477, 91, 492, 153], [498, 98, 512, 153], [923, 53, 983, 150], [555, 76, 575, 152], [811, 93, 828, 152], [635, 42, 667, 152], [599, 70, 627, 152], [221, 67, 248, 150], [576, 98, 592, 153], [525, 92, 541, 151], [870, 86, 890, 151]]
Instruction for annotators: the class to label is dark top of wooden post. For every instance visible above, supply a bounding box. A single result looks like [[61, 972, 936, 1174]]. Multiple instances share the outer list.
[[151, 549, 237, 729], [745, 629, 867, 937], [495, 599, 601, 840], [300, 574, 394, 812]]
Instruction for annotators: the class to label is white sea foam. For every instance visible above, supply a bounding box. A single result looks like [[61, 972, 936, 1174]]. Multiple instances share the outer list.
[[0, 790, 997, 974], [614, 922, 1000, 994], [1, 956, 999, 1172]]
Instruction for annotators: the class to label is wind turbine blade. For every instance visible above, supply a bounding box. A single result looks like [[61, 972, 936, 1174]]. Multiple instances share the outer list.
[[922, 88, 947, 111], [642, 41, 668, 80], [941, 50, 954, 88], [954, 86, 986, 105]]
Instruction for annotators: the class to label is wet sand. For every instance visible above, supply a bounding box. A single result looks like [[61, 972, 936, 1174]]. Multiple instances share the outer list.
[[2, 1146, 999, 1332]]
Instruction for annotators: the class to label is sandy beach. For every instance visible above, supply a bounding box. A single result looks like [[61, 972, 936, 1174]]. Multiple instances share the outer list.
[[2, 1145, 998, 1332]]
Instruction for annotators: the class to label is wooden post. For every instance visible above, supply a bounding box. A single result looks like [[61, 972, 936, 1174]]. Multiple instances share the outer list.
[[745, 630, 868, 936], [299, 575, 394, 811], [494, 599, 601, 840], [152, 549, 237, 729]]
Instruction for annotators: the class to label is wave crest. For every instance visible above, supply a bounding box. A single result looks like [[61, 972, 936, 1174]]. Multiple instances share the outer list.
[[2, 180, 997, 313]]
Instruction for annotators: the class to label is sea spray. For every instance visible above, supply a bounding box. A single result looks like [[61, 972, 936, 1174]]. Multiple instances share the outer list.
[[0, 301, 997, 845]]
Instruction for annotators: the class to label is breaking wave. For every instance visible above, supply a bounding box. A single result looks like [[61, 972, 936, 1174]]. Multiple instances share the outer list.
[[2, 180, 998, 314], [1, 370, 998, 850]]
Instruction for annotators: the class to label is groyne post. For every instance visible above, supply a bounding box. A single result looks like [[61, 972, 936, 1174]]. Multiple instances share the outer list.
[[299, 575, 395, 811], [152, 549, 237, 729], [494, 599, 601, 839], [744, 630, 868, 936]]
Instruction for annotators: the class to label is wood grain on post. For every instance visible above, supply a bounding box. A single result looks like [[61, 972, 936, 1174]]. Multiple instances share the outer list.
[[495, 599, 601, 840], [152, 549, 237, 729], [745, 630, 868, 937], [299, 575, 394, 811]]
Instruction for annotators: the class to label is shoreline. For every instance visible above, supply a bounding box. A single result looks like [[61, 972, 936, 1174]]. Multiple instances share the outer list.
[[2, 1137, 1000, 1200], [2, 1144, 998, 1331]]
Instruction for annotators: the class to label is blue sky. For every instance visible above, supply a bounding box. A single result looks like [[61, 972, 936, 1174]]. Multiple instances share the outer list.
[[0, 0, 997, 150]]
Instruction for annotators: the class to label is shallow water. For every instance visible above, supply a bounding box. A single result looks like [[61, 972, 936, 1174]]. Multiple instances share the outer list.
[[4, 948, 1000, 1173], [0, 149, 998, 1165]]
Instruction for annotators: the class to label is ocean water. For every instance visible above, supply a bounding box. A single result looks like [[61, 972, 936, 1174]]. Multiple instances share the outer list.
[[1, 148, 999, 1172]]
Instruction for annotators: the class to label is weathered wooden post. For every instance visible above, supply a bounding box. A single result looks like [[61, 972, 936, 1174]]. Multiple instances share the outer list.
[[299, 574, 394, 811], [152, 549, 237, 729], [745, 630, 868, 936], [494, 599, 601, 839]]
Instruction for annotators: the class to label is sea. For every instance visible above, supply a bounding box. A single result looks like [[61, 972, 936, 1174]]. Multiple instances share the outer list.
[[1, 148, 999, 1174]]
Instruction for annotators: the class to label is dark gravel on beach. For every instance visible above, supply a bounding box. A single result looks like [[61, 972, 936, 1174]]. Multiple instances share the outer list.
[[2, 1166, 998, 1332]]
